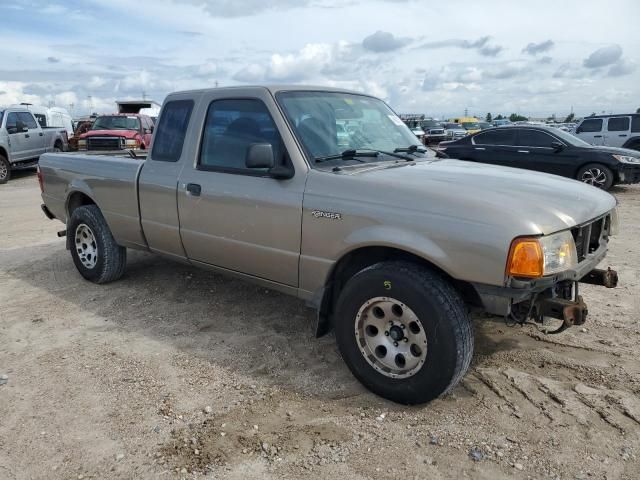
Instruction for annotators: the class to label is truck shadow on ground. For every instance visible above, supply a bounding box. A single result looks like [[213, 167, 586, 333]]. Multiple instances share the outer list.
[[6, 243, 525, 404]]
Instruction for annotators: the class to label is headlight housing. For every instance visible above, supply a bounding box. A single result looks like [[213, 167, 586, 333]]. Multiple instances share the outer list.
[[507, 231, 578, 278], [125, 138, 140, 149], [613, 154, 640, 164]]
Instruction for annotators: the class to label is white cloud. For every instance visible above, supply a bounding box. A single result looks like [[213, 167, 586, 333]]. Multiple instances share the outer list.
[[1, 0, 638, 118], [583, 44, 623, 68]]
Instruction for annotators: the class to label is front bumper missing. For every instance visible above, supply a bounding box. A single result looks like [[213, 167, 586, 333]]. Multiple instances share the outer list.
[[473, 267, 618, 333]]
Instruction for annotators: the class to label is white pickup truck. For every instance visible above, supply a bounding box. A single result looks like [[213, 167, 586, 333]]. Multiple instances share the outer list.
[[0, 107, 68, 184]]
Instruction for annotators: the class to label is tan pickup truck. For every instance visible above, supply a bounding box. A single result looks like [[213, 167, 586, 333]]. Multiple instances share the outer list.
[[38, 86, 618, 404]]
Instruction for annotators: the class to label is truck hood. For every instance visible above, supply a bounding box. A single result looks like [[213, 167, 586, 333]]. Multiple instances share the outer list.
[[79, 129, 139, 139], [336, 159, 616, 235]]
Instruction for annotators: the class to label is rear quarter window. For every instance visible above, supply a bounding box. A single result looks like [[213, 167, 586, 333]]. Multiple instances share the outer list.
[[151, 100, 194, 162], [607, 117, 630, 131]]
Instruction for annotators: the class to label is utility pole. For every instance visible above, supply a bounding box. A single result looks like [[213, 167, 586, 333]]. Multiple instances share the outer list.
[[87, 95, 93, 115]]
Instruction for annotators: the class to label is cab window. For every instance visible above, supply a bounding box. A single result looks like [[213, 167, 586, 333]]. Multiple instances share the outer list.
[[578, 119, 603, 133], [199, 99, 285, 174], [17, 112, 38, 129]]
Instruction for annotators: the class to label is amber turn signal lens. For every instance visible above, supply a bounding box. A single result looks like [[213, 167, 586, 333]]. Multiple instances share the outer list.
[[507, 238, 543, 278]]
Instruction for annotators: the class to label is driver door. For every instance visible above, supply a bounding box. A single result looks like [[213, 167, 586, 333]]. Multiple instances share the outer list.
[[177, 92, 305, 287], [5, 112, 29, 161]]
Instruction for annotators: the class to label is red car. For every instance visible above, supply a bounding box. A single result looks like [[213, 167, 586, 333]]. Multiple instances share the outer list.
[[77, 113, 154, 151]]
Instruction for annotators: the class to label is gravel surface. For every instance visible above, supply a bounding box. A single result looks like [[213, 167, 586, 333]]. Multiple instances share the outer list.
[[1, 170, 639, 479]]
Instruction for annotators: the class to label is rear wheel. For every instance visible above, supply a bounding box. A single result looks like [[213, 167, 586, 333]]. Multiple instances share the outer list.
[[577, 163, 614, 190], [0, 155, 10, 184], [334, 261, 473, 404], [68, 205, 127, 283]]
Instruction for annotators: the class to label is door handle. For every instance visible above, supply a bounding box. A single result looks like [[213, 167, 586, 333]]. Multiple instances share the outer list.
[[517, 150, 529, 153], [186, 183, 201, 196], [474, 147, 485, 151], [594, 135, 603, 138], [39, 132, 44, 136], [619, 134, 628, 137]]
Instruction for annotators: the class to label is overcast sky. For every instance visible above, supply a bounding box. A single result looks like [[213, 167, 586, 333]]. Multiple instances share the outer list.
[[1, 0, 638, 119]]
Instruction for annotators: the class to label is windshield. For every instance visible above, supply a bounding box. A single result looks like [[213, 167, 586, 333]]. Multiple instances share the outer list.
[[421, 120, 441, 129], [91, 115, 141, 131], [276, 91, 421, 165], [552, 128, 592, 147], [462, 122, 480, 130]]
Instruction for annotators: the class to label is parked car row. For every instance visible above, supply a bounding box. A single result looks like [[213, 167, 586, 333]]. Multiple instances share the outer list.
[[436, 125, 640, 190]]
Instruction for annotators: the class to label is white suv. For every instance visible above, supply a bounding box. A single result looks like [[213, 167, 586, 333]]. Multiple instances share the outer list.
[[574, 114, 640, 151]]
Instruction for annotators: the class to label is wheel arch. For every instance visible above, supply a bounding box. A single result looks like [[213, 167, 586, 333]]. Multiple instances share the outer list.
[[0, 145, 8, 160], [65, 190, 99, 249], [314, 245, 481, 337]]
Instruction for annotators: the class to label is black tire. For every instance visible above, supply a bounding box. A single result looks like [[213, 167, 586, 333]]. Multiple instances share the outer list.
[[68, 205, 127, 284], [333, 261, 473, 404], [577, 163, 614, 190], [0, 155, 10, 184]]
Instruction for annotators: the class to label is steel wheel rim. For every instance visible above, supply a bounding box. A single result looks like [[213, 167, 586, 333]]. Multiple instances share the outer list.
[[75, 224, 98, 269], [0, 162, 7, 180], [581, 168, 607, 187], [354, 296, 428, 379]]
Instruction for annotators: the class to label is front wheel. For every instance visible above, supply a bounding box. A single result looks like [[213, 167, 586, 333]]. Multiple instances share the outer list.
[[68, 205, 127, 283], [334, 261, 473, 404], [0, 155, 10, 184], [577, 163, 614, 190]]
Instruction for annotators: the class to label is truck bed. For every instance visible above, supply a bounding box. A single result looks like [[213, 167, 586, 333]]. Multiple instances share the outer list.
[[39, 152, 147, 249]]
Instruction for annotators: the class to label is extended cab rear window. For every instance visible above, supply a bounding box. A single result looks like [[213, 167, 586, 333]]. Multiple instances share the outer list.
[[151, 100, 194, 162]]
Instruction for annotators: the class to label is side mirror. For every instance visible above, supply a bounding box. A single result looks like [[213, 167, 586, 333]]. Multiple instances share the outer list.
[[551, 141, 564, 152], [575, 127, 582, 134], [246, 143, 275, 169]]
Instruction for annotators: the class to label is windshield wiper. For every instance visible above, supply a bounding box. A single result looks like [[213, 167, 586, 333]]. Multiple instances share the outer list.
[[394, 145, 427, 154], [315, 149, 380, 163]]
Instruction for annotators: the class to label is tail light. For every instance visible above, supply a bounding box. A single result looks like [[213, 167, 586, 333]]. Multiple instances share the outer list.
[[37, 166, 44, 193]]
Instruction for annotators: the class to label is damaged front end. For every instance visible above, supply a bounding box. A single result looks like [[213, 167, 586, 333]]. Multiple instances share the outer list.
[[475, 210, 619, 334], [509, 268, 618, 334]]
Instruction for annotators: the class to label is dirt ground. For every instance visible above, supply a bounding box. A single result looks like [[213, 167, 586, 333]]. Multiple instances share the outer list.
[[1, 169, 639, 480]]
